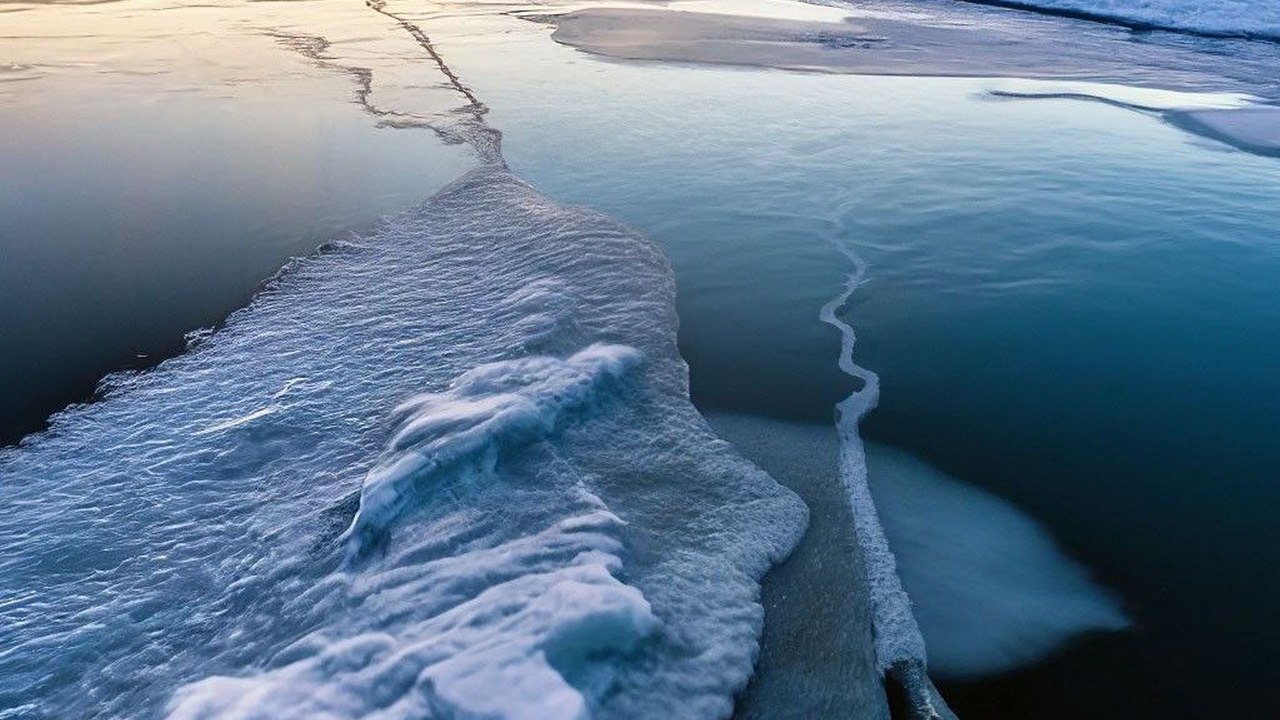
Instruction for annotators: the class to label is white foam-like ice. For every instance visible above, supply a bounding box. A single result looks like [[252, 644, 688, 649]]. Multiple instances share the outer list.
[[1167, 105, 1280, 156], [342, 343, 643, 551], [0, 166, 806, 720], [818, 245, 926, 673], [984, 79, 1257, 111], [169, 508, 659, 720], [817, 239, 957, 719], [952, 0, 1280, 38]]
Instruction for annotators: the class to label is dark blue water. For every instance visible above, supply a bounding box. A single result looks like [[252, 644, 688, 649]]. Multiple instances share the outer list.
[[451, 37, 1280, 716], [6, 1, 1280, 717]]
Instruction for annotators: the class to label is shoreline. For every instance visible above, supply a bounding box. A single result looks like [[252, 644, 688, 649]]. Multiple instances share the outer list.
[[548, 5, 1280, 157]]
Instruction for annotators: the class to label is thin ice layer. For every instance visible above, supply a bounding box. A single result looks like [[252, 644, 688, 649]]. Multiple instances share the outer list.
[[708, 414, 1128, 682]]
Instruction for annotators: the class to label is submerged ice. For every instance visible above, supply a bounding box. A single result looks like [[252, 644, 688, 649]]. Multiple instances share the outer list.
[[0, 166, 806, 719], [982, 79, 1280, 158], [866, 445, 1129, 679]]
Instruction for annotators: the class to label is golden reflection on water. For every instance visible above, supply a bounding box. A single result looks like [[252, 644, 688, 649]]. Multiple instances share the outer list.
[[0, 0, 487, 128]]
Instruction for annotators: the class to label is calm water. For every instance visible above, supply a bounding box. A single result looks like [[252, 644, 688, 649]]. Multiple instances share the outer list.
[[4, 0, 1280, 717], [0, 0, 473, 442], [444, 24, 1280, 717]]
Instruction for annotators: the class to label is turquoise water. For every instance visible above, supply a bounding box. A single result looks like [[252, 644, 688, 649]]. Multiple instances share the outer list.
[[453, 37, 1280, 717]]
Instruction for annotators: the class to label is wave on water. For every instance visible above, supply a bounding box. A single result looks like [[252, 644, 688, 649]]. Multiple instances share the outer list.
[[945, 0, 1280, 40], [0, 164, 806, 720]]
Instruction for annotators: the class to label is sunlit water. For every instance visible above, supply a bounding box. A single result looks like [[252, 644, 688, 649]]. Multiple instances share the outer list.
[[3, 0, 1280, 718], [0, 0, 475, 441]]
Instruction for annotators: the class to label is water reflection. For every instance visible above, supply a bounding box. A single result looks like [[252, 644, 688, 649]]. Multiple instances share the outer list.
[[0, 0, 476, 441]]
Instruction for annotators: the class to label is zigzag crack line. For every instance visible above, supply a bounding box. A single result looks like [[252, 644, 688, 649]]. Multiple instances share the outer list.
[[364, 0, 503, 163]]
